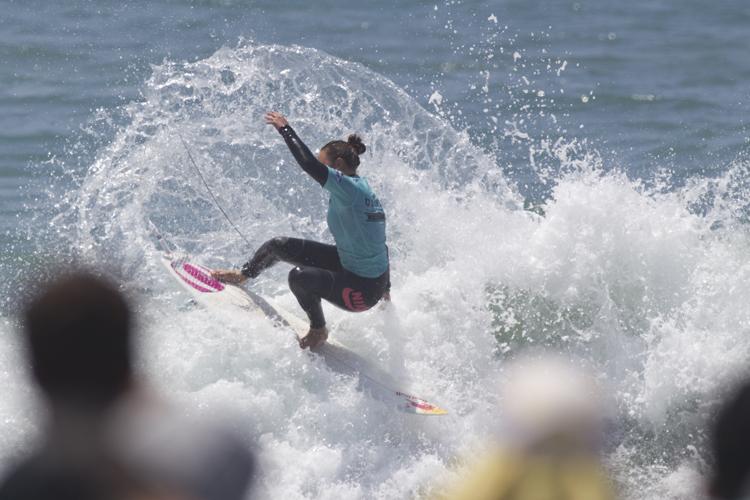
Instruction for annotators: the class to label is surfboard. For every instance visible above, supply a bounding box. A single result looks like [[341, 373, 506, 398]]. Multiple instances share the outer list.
[[161, 254, 447, 416]]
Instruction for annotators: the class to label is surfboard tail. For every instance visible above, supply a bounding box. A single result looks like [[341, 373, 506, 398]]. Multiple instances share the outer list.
[[398, 392, 448, 416]]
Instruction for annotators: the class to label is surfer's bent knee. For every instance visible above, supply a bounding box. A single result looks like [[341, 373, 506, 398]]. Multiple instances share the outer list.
[[287, 266, 303, 288], [269, 236, 288, 249]]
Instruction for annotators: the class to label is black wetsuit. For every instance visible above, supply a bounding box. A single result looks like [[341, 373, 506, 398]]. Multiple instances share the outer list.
[[241, 125, 389, 329]]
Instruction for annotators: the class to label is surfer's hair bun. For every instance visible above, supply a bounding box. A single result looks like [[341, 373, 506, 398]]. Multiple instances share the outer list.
[[347, 134, 366, 155]]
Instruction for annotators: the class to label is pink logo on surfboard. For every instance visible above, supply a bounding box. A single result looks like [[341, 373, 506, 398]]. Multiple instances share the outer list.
[[172, 261, 224, 293]]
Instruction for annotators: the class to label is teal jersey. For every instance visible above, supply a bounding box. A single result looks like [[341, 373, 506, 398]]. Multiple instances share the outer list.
[[323, 166, 388, 278]]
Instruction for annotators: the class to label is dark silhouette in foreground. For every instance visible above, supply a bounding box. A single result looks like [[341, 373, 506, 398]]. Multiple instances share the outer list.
[[710, 381, 750, 499], [0, 271, 254, 500]]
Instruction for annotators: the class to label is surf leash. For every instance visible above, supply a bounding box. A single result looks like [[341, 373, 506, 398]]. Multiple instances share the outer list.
[[177, 133, 252, 247]]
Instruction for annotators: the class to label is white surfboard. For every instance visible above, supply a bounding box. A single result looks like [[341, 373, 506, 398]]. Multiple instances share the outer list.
[[161, 254, 447, 416]]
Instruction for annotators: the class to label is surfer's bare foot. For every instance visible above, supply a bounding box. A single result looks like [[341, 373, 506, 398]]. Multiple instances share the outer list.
[[299, 327, 328, 349], [211, 269, 247, 284]]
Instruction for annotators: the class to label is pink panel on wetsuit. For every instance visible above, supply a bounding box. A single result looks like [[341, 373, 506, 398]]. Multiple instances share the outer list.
[[342, 287, 369, 311]]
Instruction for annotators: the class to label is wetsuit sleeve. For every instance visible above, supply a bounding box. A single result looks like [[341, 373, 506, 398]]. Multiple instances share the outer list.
[[277, 125, 328, 186]]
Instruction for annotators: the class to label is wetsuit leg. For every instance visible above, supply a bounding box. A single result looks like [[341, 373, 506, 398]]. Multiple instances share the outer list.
[[288, 267, 390, 328], [242, 237, 389, 329], [241, 237, 341, 278], [287, 267, 336, 328], [325, 268, 390, 313]]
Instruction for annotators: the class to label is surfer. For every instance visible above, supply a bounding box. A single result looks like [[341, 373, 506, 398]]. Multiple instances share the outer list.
[[212, 112, 390, 349]]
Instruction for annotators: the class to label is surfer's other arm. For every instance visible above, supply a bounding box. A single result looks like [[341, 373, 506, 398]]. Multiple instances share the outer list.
[[265, 112, 328, 186]]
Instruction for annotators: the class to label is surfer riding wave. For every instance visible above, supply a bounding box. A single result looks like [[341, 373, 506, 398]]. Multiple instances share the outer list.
[[213, 112, 390, 349]]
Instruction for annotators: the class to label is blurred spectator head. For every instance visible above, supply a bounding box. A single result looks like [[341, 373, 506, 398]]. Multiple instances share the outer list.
[[4, 271, 254, 500], [23, 271, 133, 410], [499, 354, 604, 452], [440, 354, 613, 500], [710, 381, 750, 499]]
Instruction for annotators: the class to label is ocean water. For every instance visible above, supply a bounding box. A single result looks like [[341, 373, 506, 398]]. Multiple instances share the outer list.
[[2, 0, 750, 498]]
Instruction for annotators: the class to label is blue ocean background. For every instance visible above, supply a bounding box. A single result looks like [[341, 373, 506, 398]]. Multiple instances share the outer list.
[[5, 0, 749, 227], [2, 1, 750, 498]]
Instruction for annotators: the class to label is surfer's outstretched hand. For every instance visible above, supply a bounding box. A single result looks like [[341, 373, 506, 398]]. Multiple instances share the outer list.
[[265, 111, 288, 130], [211, 269, 247, 285]]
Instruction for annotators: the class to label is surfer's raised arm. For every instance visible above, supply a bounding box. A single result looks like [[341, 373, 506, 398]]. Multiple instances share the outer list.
[[264, 111, 328, 186]]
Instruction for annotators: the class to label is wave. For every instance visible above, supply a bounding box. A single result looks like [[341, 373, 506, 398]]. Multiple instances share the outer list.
[[4, 42, 750, 499]]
